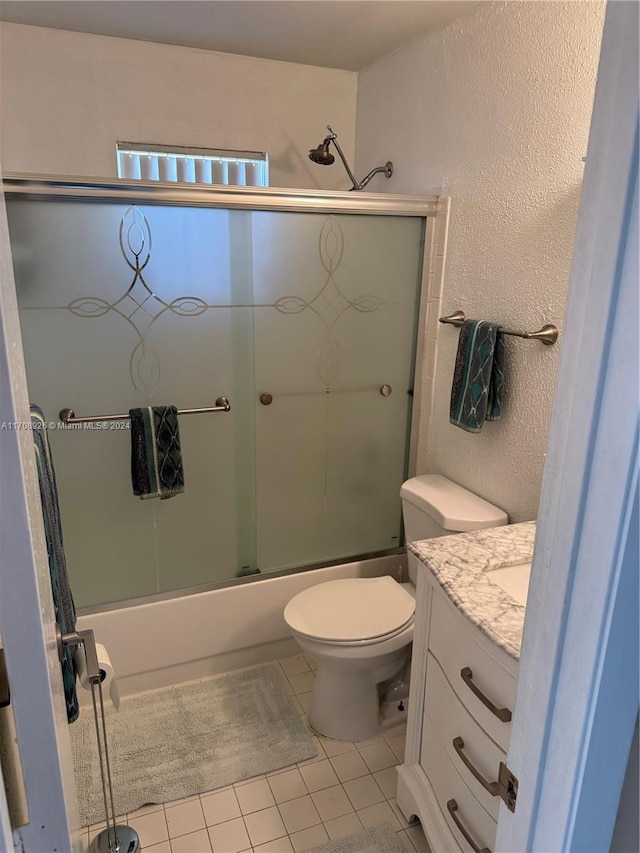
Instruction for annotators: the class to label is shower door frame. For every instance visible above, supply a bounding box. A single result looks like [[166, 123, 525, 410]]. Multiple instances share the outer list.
[[3, 174, 450, 609]]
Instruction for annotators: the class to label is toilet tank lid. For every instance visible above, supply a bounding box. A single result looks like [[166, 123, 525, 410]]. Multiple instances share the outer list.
[[400, 474, 508, 532]]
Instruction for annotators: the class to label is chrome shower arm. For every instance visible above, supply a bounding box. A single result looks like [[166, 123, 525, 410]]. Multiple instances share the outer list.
[[317, 125, 393, 191], [357, 162, 394, 190], [325, 126, 360, 191]]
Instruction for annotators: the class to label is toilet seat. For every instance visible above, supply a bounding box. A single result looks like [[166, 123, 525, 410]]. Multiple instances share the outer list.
[[284, 577, 415, 646]]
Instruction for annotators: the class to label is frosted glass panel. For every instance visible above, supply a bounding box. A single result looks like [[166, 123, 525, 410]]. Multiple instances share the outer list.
[[8, 198, 424, 608], [8, 200, 255, 608], [252, 212, 423, 570]]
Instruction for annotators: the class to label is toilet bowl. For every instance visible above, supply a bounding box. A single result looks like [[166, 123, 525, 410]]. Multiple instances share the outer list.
[[284, 577, 415, 741], [284, 475, 508, 741]]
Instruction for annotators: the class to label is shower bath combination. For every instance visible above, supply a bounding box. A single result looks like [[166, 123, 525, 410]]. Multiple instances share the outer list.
[[308, 125, 393, 191]]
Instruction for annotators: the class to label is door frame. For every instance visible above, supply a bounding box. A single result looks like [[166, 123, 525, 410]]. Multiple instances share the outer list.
[[496, 2, 639, 850], [0, 171, 79, 848]]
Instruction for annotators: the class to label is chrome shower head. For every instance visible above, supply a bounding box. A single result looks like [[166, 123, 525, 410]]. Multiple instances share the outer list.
[[307, 125, 393, 191], [308, 138, 335, 166]]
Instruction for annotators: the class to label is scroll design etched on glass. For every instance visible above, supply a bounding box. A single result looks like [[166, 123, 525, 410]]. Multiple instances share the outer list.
[[273, 217, 383, 387], [60, 206, 219, 396], [26, 208, 384, 395]]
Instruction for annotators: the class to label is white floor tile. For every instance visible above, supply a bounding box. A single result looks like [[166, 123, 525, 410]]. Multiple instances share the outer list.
[[235, 774, 266, 787], [254, 836, 294, 853], [386, 734, 406, 762], [170, 827, 213, 853], [126, 802, 164, 819], [309, 736, 326, 759], [235, 778, 276, 814], [373, 766, 398, 800], [127, 810, 169, 847], [343, 776, 385, 811], [87, 822, 106, 842], [267, 768, 308, 803], [244, 806, 288, 847], [287, 672, 316, 695], [317, 737, 356, 758], [280, 656, 310, 677], [296, 749, 324, 768], [354, 735, 384, 750], [359, 740, 398, 773], [298, 759, 339, 792], [357, 801, 402, 831], [145, 842, 172, 853], [322, 812, 363, 840], [399, 829, 419, 853], [289, 824, 329, 852], [304, 656, 318, 672], [405, 823, 432, 853], [383, 722, 407, 739], [165, 799, 206, 838], [310, 786, 354, 822], [201, 788, 242, 826], [163, 794, 201, 809], [207, 816, 251, 853], [278, 795, 322, 834], [297, 692, 314, 715], [330, 751, 369, 782]]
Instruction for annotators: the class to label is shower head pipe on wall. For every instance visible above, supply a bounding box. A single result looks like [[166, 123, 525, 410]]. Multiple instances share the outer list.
[[308, 126, 393, 191]]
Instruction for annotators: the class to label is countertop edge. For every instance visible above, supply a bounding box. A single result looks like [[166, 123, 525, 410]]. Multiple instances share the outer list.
[[409, 522, 535, 661]]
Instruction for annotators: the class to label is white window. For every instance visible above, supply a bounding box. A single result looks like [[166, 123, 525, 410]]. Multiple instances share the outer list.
[[116, 142, 269, 187]]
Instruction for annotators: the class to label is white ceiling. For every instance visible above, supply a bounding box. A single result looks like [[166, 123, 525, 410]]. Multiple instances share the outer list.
[[0, 1, 477, 71]]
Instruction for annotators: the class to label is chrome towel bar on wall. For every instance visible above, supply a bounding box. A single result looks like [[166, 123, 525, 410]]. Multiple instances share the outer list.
[[439, 311, 558, 345]]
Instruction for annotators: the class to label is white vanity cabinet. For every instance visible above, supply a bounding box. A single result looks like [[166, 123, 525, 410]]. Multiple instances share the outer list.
[[397, 553, 519, 853]]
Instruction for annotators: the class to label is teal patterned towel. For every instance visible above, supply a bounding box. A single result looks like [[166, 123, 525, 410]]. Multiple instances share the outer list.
[[130, 406, 185, 499], [450, 320, 504, 432], [30, 405, 79, 724]]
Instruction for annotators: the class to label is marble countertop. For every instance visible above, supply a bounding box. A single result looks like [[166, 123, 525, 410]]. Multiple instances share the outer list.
[[409, 522, 536, 661]]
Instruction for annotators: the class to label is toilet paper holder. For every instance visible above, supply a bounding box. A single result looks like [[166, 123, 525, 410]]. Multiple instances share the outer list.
[[57, 627, 139, 853], [58, 628, 101, 682]]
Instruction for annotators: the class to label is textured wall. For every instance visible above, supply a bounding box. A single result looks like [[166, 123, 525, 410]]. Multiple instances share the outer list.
[[0, 23, 357, 190], [356, 1, 605, 521]]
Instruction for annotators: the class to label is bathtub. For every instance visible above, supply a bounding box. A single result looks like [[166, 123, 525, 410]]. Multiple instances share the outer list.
[[76, 554, 406, 699]]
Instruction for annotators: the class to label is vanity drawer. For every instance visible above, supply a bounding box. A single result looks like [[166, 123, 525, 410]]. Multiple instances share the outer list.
[[428, 586, 517, 751], [421, 712, 498, 853], [423, 653, 505, 820]]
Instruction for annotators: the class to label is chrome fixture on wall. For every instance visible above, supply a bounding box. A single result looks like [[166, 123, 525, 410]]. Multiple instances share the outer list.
[[308, 125, 393, 191]]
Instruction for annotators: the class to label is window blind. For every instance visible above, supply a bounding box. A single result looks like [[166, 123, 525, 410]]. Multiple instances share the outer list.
[[116, 142, 269, 187]]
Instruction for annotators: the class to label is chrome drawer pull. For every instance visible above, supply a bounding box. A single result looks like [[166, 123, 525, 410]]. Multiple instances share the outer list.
[[453, 737, 499, 796], [446, 799, 492, 853], [460, 667, 512, 722]]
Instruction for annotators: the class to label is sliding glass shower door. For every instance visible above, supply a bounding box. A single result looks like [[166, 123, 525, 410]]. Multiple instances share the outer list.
[[252, 212, 421, 570], [6, 190, 425, 609]]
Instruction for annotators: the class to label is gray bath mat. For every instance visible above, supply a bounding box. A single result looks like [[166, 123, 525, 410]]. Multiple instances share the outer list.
[[308, 824, 406, 853], [71, 662, 316, 826]]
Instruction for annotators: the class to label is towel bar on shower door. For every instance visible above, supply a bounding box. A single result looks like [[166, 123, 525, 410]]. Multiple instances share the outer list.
[[58, 397, 231, 425]]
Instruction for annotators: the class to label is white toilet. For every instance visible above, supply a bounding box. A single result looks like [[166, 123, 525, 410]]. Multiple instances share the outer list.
[[283, 475, 508, 741]]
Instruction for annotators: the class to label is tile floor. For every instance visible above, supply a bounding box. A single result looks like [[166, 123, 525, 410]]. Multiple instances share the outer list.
[[82, 654, 431, 853]]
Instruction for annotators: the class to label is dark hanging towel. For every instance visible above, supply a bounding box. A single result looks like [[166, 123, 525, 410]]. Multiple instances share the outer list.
[[450, 320, 504, 432], [130, 406, 185, 499], [30, 405, 79, 724]]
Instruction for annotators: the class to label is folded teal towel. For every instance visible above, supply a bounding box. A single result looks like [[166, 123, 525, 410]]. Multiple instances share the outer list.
[[450, 320, 504, 432], [130, 406, 185, 499]]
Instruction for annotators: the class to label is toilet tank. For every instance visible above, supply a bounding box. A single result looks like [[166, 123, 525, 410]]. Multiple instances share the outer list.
[[401, 475, 508, 583]]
